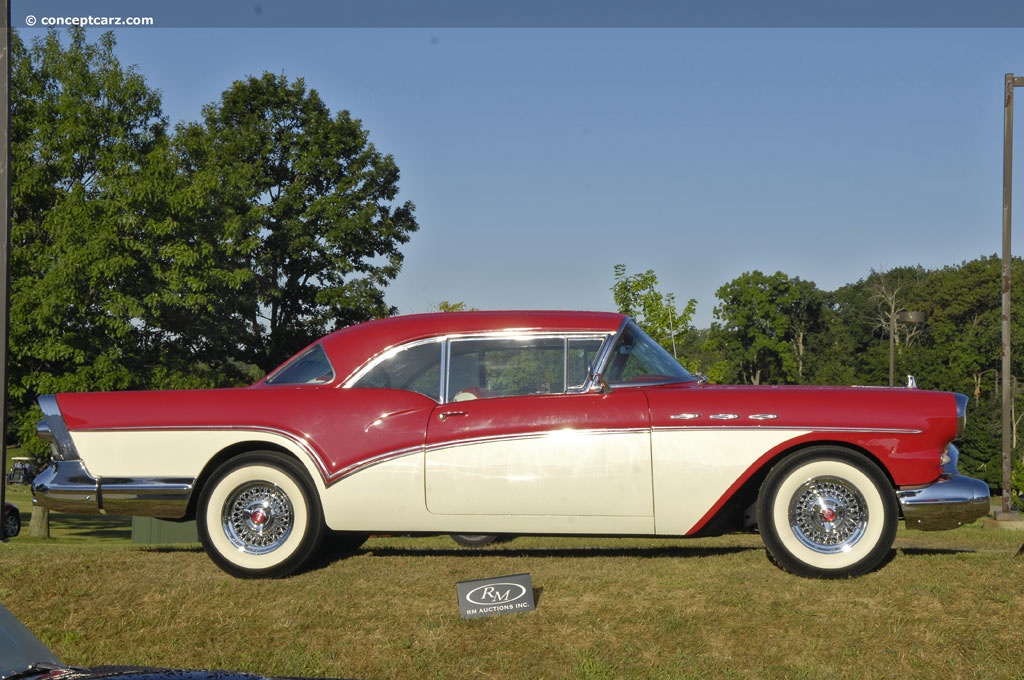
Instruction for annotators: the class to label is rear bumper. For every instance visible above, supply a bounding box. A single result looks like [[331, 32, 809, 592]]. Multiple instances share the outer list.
[[31, 460, 194, 519], [897, 459, 990, 531]]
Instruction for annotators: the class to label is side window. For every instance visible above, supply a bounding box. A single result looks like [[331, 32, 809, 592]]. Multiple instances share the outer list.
[[567, 337, 606, 390], [351, 340, 443, 401], [447, 337, 566, 402]]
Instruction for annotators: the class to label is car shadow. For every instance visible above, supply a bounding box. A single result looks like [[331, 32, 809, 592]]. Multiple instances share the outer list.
[[357, 544, 762, 560], [897, 546, 977, 557]]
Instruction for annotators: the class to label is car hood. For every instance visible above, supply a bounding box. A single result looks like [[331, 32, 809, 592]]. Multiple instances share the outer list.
[[0, 606, 355, 680]]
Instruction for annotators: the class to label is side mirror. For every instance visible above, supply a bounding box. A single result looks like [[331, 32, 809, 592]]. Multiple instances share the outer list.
[[588, 373, 614, 394]]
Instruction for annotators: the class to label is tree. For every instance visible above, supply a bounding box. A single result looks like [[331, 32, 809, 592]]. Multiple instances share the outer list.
[[9, 29, 184, 451], [434, 300, 476, 312], [173, 73, 419, 373], [712, 271, 826, 385], [9, 28, 185, 537], [611, 265, 697, 361]]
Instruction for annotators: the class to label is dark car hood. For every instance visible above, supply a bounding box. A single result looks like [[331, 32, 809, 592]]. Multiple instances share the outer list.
[[0, 606, 355, 680], [18, 668, 345, 680]]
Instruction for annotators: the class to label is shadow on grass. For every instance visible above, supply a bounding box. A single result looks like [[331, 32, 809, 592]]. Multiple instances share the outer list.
[[359, 544, 762, 560], [140, 545, 204, 554], [49, 513, 132, 541], [898, 546, 977, 556]]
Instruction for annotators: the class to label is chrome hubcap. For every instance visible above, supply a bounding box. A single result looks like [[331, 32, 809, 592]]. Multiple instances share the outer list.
[[222, 482, 294, 555], [788, 476, 867, 554]]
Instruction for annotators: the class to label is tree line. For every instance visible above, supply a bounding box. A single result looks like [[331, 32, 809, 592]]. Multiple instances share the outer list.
[[615, 259, 1024, 493]]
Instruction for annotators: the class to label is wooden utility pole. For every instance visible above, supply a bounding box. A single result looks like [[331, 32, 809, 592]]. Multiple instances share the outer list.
[[1, 0, 11, 542], [1001, 74, 1024, 516]]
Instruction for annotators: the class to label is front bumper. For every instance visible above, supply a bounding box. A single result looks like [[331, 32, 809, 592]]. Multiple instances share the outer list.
[[897, 445, 990, 531]]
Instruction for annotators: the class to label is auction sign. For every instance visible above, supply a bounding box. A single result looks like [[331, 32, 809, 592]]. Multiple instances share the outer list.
[[456, 573, 536, 619]]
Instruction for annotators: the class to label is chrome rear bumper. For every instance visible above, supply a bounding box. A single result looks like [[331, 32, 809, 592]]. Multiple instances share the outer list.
[[31, 460, 194, 519]]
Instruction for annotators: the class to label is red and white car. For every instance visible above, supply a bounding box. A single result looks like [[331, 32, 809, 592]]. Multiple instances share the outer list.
[[33, 311, 989, 578]]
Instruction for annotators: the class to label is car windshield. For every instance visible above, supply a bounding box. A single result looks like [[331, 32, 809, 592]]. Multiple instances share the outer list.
[[600, 321, 695, 386]]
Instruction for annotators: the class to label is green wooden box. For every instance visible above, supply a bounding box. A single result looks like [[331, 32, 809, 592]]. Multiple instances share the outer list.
[[131, 517, 199, 544]]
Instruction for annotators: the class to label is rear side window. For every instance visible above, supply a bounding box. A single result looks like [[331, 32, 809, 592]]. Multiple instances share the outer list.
[[350, 339, 444, 400], [265, 345, 335, 385]]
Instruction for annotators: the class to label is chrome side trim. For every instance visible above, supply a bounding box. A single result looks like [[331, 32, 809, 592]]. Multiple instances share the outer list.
[[424, 427, 648, 455], [326, 445, 423, 483], [32, 460, 194, 519], [652, 425, 922, 435]]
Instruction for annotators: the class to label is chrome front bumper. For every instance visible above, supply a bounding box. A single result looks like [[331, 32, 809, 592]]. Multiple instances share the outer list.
[[897, 445, 990, 531]]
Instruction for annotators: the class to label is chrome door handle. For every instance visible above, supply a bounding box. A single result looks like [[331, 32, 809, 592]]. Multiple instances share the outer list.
[[437, 410, 468, 422]]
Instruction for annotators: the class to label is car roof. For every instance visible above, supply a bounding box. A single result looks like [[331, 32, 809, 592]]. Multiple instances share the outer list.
[[313, 310, 626, 383]]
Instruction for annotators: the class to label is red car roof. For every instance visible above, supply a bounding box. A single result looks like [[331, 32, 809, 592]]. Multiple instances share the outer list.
[[303, 310, 626, 384]]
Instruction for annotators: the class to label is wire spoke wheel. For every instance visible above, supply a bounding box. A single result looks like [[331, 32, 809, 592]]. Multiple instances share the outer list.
[[222, 481, 295, 555], [788, 476, 868, 554], [758, 447, 897, 578], [198, 452, 324, 578]]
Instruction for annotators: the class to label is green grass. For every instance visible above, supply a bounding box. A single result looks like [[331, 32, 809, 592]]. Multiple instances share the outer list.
[[2, 494, 1024, 679]]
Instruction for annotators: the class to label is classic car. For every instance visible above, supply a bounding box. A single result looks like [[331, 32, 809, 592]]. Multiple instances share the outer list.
[[0, 603, 354, 680], [4, 501, 21, 538], [31, 310, 990, 579]]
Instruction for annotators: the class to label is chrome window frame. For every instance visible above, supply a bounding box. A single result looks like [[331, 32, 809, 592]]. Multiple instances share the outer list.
[[345, 331, 614, 403], [345, 337, 447, 401]]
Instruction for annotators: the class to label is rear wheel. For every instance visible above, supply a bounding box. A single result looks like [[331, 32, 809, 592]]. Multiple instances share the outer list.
[[198, 451, 325, 578], [451, 534, 499, 547], [757, 447, 897, 578]]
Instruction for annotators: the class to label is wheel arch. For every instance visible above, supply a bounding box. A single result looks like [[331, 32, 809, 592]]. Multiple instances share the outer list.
[[185, 439, 322, 521], [695, 438, 898, 537]]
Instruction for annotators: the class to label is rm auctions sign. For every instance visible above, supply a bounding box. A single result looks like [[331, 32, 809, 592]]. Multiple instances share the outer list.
[[456, 573, 536, 619]]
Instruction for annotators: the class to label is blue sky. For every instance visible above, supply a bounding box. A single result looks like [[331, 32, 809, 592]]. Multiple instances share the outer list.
[[14, 4, 1024, 326]]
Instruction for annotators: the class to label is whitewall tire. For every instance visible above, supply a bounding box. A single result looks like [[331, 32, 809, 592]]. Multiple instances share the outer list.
[[198, 451, 325, 578], [757, 447, 898, 578]]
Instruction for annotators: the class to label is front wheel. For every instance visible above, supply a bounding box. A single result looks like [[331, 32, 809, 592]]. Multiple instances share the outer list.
[[198, 452, 325, 578], [757, 447, 898, 578]]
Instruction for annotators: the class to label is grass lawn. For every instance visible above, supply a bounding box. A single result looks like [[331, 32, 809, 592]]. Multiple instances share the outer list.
[[2, 483, 1024, 679]]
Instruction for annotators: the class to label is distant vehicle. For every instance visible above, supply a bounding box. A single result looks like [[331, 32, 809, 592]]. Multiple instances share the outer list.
[[33, 311, 989, 579], [6, 457, 37, 485], [3, 502, 20, 538]]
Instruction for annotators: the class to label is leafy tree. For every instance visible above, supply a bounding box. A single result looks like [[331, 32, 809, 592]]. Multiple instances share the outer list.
[[611, 265, 697, 362], [712, 271, 826, 385], [9, 29, 183, 453], [173, 73, 419, 373], [434, 300, 476, 312]]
